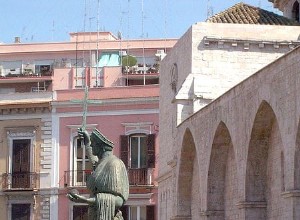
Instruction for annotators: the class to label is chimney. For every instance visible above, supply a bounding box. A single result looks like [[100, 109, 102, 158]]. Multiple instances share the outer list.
[[14, 37, 21, 43]]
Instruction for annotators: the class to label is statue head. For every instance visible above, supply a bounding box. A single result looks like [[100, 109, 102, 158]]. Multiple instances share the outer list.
[[90, 128, 114, 152]]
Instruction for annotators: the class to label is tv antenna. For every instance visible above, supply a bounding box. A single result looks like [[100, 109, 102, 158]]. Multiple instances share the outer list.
[[207, 0, 214, 19]]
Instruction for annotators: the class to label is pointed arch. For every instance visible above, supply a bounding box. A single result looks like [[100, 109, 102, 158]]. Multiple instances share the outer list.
[[292, 1, 299, 22], [177, 128, 198, 218], [245, 101, 284, 219], [207, 121, 237, 219]]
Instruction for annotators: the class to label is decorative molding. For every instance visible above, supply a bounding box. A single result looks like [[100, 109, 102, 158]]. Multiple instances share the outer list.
[[6, 126, 37, 137], [0, 107, 50, 115], [281, 190, 300, 198], [203, 36, 300, 49], [122, 122, 154, 135]]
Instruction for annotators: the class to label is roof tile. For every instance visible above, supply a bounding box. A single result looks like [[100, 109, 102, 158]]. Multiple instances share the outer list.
[[206, 2, 299, 25]]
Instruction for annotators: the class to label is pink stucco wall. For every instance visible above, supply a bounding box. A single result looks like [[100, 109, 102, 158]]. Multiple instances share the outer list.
[[58, 113, 159, 185]]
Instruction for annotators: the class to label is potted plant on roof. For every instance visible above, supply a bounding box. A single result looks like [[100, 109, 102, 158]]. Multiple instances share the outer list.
[[122, 55, 137, 74]]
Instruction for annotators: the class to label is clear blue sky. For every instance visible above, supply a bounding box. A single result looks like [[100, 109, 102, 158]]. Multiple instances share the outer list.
[[0, 0, 278, 43]]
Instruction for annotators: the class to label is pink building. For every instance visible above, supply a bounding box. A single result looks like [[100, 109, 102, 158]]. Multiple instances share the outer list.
[[0, 32, 177, 220]]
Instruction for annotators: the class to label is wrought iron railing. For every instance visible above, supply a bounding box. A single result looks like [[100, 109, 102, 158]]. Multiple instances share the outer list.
[[128, 168, 151, 186], [2, 172, 39, 190], [64, 170, 92, 187]]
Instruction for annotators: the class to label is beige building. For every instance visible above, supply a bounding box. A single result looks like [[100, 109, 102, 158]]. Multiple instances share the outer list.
[[158, 1, 300, 219]]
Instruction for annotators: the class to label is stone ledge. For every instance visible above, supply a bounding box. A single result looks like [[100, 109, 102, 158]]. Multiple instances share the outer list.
[[281, 190, 300, 198], [236, 201, 267, 209], [200, 210, 224, 216], [170, 216, 191, 220]]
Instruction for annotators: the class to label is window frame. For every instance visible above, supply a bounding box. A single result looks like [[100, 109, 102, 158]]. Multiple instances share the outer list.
[[8, 201, 33, 220], [129, 134, 148, 169]]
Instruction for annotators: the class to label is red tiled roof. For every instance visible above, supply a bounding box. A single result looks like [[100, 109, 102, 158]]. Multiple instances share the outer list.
[[206, 2, 299, 25]]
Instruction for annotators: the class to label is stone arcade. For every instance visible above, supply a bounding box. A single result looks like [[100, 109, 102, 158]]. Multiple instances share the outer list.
[[158, 1, 300, 219]]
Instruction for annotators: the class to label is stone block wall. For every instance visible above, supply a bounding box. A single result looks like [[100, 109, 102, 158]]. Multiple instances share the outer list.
[[159, 22, 300, 219]]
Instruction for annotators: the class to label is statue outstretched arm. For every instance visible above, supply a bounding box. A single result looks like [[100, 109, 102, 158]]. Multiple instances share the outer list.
[[78, 128, 98, 165], [67, 192, 96, 205]]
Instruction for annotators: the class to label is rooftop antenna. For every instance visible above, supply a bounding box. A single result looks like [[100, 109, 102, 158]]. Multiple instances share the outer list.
[[52, 20, 55, 41], [141, 0, 146, 85], [126, 0, 131, 85], [96, 0, 100, 87], [207, 0, 214, 19], [82, 0, 88, 71], [164, 0, 168, 53]]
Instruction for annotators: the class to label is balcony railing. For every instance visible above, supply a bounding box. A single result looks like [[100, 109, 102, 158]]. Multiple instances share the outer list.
[[128, 168, 153, 186], [122, 64, 159, 75], [65, 168, 153, 187], [64, 170, 92, 187], [2, 172, 39, 190]]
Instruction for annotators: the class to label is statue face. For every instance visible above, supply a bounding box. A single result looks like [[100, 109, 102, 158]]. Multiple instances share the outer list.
[[90, 137, 103, 155]]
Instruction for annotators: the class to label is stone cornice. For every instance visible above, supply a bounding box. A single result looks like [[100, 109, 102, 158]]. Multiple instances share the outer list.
[[52, 96, 159, 108], [203, 36, 300, 49], [0, 106, 51, 115]]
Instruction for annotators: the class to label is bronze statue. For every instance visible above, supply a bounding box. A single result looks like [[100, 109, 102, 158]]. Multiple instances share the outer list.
[[67, 128, 129, 220]]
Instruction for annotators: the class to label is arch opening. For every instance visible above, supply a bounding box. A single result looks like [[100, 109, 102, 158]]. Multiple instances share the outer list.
[[245, 101, 284, 219], [292, 1, 299, 22], [177, 128, 198, 218], [207, 122, 238, 219]]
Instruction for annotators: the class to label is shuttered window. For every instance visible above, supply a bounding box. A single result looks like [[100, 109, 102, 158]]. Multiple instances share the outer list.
[[120, 134, 156, 168]]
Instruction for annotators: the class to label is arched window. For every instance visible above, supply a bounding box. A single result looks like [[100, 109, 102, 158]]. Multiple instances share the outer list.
[[292, 1, 299, 22]]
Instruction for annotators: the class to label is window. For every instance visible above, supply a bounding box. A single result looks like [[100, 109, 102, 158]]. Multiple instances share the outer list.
[[73, 138, 92, 185], [11, 203, 31, 220], [12, 139, 31, 188], [120, 133, 155, 185], [130, 135, 147, 168], [120, 134, 155, 169], [73, 205, 88, 220], [74, 67, 86, 88]]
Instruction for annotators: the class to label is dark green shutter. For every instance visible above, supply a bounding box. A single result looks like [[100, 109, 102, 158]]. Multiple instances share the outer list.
[[120, 135, 129, 168], [147, 134, 156, 168], [146, 205, 155, 220]]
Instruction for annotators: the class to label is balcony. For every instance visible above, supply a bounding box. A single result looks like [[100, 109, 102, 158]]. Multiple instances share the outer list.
[[0, 91, 52, 108], [64, 168, 154, 187], [128, 168, 148, 185], [2, 172, 39, 191]]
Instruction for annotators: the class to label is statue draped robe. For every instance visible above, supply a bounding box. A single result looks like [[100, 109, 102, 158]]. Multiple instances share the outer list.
[[87, 154, 129, 220]]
